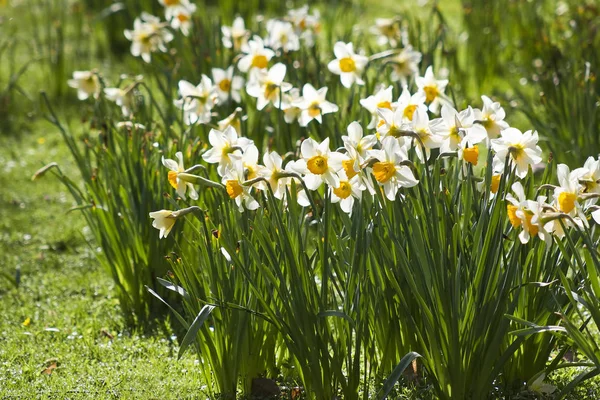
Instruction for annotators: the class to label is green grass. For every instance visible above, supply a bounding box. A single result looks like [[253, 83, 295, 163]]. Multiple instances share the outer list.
[[0, 124, 206, 399]]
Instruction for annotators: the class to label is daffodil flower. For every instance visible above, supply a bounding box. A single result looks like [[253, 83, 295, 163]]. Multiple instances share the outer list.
[[212, 66, 244, 103], [217, 108, 244, 134], [389, 45, 422, 85], [246, 63, 293, 110], [68, 71, 101, 100], [222, 16, 249, 51], [370, 18, 401, 47], [506, 182, 551, 244], [295, 137, 346, 190], [491, 128, 543, 179], [430, 105, 487, 156], [281, 88, 302, 124], [222, 160, 260, 212], [174, 76, 218, 125], [202, 126, 253, 176], [327, 42, 369, 88], [473, 95, 509, 140], [266, 19, 300, 53], [376, 107, 410, 145], [410, 108, 442, 163], [104, 87, 135, 116], [238, 36, 275, 73], [367, 136, 419, 201], [162, 151, 199, 200], [159, 0, 196, 36], [396, 86, 426, 123], [258, 151, 290, 199], [359, 85, 396, 129], [149, 210, 177, 239], [124, 13, 173, 63], [415, 65, 449, 113], [330, 169, 365, 214], [294, 84, 339, 127]]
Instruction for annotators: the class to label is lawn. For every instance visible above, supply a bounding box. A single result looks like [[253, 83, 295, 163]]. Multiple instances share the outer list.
[[1, 0, 600, 399]]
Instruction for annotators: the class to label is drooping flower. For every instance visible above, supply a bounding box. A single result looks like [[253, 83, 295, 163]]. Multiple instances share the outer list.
[[473, 95, 510, 140], [359, 85, 396, 129], [295, 137, 346, 190], [104, 87, 135, 116], [202, 126, 253, 176], [124, 13, 173, 63], [162, 151, 199, 200], [149, 210, 177, 239], [217, 108, 244, 134], [367, 136, 419, 201], [294, 84, 339, 127], [245, 63, 293, 110], [174, 76, 218, 125], [327, 42, 369, 88], [491, 128, 543, 179], [212, 66, 244, 103], [68, 71, 101, 100], [222, 16, 249, 50], [415, 65, 449, 113], [237, 36, 275, 73]]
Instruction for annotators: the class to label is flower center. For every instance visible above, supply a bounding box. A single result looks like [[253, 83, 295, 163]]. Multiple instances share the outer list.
[[372, 161, 396, 183], [219, 79, 231, 92], [226, 180, 243, 199], [525, 212, 539, 236], [251, 55, 268, 69], [245, 164, 258, 181], [343, 159, 358, 179], [164, 0, 180, 5], [388, 124, 402, 138], [403, 105, 417, 120], [462, 146, 479, 165], [264, 82, 278, 100], [377, 101, 392, 110], [177, 13, 189, 22], [308, 102, 321, 117], [168, 171, 179, 189], [558, 192, 577, 213], [508, 144, 525, 161], [307, 155, 328, 175], [507, 205, 520, 228], [339, 57, 356, 73], [423, 85, 439, 103], [333, 181, 352, 199]]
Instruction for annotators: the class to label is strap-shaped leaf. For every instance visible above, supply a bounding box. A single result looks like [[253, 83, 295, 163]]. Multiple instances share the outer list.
[[377, 352, 421, 399], [178, 304, 216, 360], [156, 277, 190, 300]]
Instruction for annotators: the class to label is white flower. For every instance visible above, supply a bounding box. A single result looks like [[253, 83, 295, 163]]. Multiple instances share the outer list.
[[491, 128, 543, 179], [376, 107, 409, 146], [160, 0, 196, 36], [266, 19, 300, 53], [396, 86, 426, 123], [359, 85, 396, 129], [104, 87, 134, 116], [473, 95, 509, 140], [286, 5, 320, 47], [574, 156, 600, 194], [222, 16, 249, 50], [282, 88, 302, 124], [202, 126, 252, 176], [295, 137, 346, 190], [245, 63, 292, 110], [546, 164, 587, 238], [389, 46, 422, 85], [415, 65, 449, 113], [162, 151, 199, 200], [370, 18, 401, 47], [367, 136, 419, 201], [410, 108, 442, 163], [174, 76, 218, 125], [212, 66, 244, 103], [506, 182, 550, 244], [430, 105, 487, 154], [237, 36, 275, 73], [258, 151, 289, 199], [124, 13, 173, 63], [222, 160, 260, 212], [149, 210, 177, 239], [241, 144, 261, 183], [217, 107, 243, 134], [327, 42, 369, 88], [330, 169, 365, 214], [294, 84, 339, 127], [68, 71, 100, 100], [342, 121, 378, 161]]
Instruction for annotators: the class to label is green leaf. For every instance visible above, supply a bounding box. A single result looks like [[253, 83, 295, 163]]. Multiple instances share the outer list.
[[156, 278, 190, 300], [178, 304, 216, 360], [377, 352, 421, 399]]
